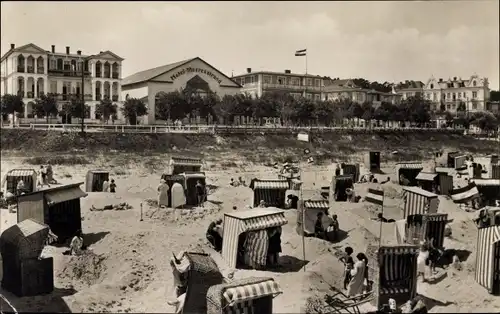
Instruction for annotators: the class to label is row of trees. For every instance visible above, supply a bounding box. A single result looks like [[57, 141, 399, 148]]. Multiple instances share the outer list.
[[1, 93, 127, 124], [2, 89, 500, 130], [154, 89, 433, 126]]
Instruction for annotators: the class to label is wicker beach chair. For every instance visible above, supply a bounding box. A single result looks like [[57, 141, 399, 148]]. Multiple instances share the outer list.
[[180, 252, 224, 314], [206, 277, 282, 314]]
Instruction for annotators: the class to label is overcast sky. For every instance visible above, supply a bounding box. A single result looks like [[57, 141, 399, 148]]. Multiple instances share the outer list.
[[2, 1, 499, 89]]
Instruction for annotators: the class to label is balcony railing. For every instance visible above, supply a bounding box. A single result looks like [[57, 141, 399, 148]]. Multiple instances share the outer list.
[[17, 66, 25, 73], [74, 94, 94, 101], [112, 95, 119, 101], [27, 92, 34, 98], [112, 72, 119, 79], [262, 83, 323, 92], [36, 92, 45, 98], [37, 67, 45, 74], [27, 66, 35, 73]]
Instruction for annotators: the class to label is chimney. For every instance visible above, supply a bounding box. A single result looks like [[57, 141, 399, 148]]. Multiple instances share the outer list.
[[439, 78, 443, 82], [51, 45, 55, 53], [77, 50, 82, 55], [246, 68, 251, 73], [284, 69, 291, 74], [66, 46, 70, 54], [453, 76, 457, 81], [10, 44, 15, 49]]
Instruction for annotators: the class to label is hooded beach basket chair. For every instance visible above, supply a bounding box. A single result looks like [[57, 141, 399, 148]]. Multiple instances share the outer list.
[[206, 277, 282, 314], [0, 218, 54, 297], [367, 245, 419, 308], [179, 252, 225, 314]]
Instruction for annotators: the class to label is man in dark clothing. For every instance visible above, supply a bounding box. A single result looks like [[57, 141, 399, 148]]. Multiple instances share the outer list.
[[287, 194, 299, 209], [340, 246, 354, 289], [206, 219, 223, 252], [315, 212, 326, 239], [196, 180, 205, 207], [109, 179, 116, 193]]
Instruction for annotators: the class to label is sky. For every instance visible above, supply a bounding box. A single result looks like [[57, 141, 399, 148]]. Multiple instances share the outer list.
[[1, 1, 499, 89]]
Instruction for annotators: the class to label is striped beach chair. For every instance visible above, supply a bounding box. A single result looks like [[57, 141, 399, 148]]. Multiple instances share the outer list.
[[401, 187, 439, 220], [404, 213, 448, 249], [206, 277, 282, 314], [368, 245, 419, 308], [249, 179, 289, 208], [475, 225, 500, 295]]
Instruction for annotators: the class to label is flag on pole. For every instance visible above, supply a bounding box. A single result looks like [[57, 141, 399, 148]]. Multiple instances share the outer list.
[[295, 49, 307, 56], [366, 188, 384, 206]]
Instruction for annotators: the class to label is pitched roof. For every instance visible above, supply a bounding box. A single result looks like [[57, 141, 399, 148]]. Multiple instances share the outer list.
[[121, 58, 196, 86], [91, 50, 124, 61], [1, 43, 48, 62], [395, 80, 425, 90]]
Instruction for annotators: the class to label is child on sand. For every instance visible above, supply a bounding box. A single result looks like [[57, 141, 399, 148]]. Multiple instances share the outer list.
[[109, 179, 116, 193]]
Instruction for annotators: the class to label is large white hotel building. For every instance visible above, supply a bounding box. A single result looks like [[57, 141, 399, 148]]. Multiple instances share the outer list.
[[0, 43, 124, 121]]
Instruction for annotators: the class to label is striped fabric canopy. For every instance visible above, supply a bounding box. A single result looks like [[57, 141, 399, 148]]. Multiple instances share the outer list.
[[379, 245, 419, 255], [252, 180, 289, 190], [304, 200, 329, 210], [7, 169, 36, 177], [472, 179, 500, 186], [451, 182, 480, 203], [170, 156, 203, 166], [223, 279, 282, 306], [396, 163, 424, 169], [242, 212, 288, 232], [475, 225, 500, 293]]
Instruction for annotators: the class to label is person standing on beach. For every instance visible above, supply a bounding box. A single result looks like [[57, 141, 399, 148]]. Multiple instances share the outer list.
[[109, 179, 116, 193], [195, 180, 204, 207]]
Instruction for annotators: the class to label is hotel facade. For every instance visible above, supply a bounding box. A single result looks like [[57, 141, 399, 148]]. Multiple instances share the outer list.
[[0, 43, 124, 122]]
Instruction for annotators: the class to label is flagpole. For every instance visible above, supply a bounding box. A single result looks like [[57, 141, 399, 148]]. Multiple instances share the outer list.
[[300, 167, 306, 272], [378, 194, 384, 249]]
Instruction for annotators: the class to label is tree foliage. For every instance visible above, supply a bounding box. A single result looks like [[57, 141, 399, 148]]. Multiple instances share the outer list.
[[96, 96, 118, 122], [32, 94, 58, 123], [146, 89, 500, 131], [121, 98, 148, 125], [1, 94, 24, 118]]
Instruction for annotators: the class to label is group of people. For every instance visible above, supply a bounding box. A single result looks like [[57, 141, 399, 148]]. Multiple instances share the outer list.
[[416, 239, 442, 282], [340, 246, 370, 297], [314, 211, 339, 241], [38, 164, 56, 188], [157, 178, 206, 209], [101, 179, 117, 193]]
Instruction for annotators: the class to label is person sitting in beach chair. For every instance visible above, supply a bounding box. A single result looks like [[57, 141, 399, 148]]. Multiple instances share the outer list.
[[206, 219, 223, 252], [167, 252, 190, 310], [315, 212, 327, 239]]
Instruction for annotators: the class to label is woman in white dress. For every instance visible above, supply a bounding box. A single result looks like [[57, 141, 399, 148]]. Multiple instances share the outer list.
[[157, 179, 169, 208], [417, 241, 430, 282], [347, 253, 367, 297]]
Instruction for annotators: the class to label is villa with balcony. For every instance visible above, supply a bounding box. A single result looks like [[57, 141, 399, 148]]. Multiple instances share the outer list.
[[0, 43, 124, 123], [232, 68, 326, 100]]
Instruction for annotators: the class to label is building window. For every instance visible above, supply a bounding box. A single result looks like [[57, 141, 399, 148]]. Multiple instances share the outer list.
[[50, 58, 57, 70], [290, 77, 300, 86], [432, 93, 436, 100], [473, 81, 477, 87], [314, 79, 320, 87], [263, 75, 271, 84], [472, 103, 477, 109], [277, 76, 286, 85], [472, 91, 477, 99], [447, 104, 451, 110], [452, 93, 456, 100], [430, 84, 434, 89], [447, 93, 451, 99], [306, 78, 312, 86]]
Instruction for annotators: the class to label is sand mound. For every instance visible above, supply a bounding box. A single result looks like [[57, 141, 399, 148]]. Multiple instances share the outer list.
[[304, 253, 346, 292], [58, 251, 107, 286]]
